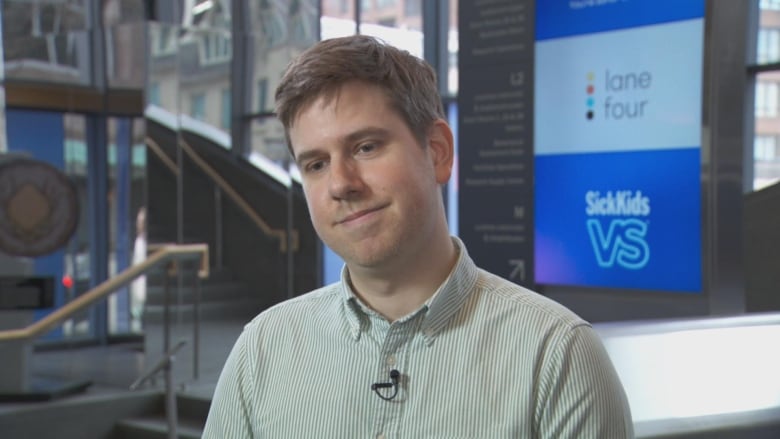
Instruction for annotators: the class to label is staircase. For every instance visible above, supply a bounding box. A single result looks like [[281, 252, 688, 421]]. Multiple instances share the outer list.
[[142, 264, 263, 325], [114, 261, 254, 439], [114, 393, 210, 439]]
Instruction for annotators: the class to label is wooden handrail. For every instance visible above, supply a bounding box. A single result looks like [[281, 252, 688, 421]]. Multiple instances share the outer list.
[[0, 243, 209, 343], [145, 137, 180, 176], [177, 138, 299, 252]]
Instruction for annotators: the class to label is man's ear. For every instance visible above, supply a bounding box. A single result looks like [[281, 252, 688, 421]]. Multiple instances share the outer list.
[[427, 119, 455, 184]]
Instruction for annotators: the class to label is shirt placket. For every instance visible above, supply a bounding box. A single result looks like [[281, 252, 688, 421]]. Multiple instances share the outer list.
[[371, 318, 413, 439]]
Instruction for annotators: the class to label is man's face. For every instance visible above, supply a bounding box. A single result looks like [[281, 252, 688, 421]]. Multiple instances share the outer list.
[[289, 82, 452, 270]]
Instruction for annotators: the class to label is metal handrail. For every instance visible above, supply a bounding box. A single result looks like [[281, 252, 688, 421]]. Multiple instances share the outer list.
[[176, 138, 299, 252], [129, 339, 188, 391], [130, 339, 188, 439], [144, 135, 299, 252], [0, 243, 209, 342], [146, 136, 180, 176]]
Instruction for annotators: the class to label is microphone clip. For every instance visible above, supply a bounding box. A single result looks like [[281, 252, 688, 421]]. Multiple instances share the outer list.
[[371, 369, 400, 401]]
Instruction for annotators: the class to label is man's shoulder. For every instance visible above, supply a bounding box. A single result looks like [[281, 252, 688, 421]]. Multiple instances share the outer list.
[[475, 268, 588, 329]]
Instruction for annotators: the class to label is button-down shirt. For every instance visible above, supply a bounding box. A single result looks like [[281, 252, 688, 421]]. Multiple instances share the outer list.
[[203, 238, 634, 438]]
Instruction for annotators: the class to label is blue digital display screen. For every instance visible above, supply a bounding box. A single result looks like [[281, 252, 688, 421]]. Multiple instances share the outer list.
[[533, 0, 705, 293]]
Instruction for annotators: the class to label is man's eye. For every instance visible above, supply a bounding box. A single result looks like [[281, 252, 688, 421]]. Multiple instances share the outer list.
[[357, 143, 377, 154], [306, 161, 326, 172]]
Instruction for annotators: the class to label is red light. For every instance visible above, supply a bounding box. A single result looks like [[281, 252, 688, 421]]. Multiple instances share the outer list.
[[62, 275, 73, 289]]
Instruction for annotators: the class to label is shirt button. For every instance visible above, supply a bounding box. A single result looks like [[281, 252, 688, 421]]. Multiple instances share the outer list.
[[386, 355, 396, 366], [377, 434, 385, 439]]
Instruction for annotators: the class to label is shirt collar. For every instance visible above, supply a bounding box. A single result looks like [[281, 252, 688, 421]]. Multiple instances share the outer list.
[[339, 236, 479, 344]]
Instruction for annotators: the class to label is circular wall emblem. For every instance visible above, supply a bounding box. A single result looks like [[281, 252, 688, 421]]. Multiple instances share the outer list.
[[0, 158, 79, 257]]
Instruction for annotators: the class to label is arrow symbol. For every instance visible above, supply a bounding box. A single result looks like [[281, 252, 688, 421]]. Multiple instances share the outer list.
[[509, 259, 525, 281]]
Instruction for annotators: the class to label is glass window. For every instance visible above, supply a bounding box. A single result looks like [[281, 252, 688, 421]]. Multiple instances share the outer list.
[[755, 135, 778, 161], [448, 0, 459, 96], [250, 0, 287, 46], [757, 29, 780, 64], [147, 23, 181, 116], [752, 8, 780, 190], [753, 136, 780, 189], [151, 25, 178, 56], [200, 32, 232, 65], [752, 71, 780, 189], [322, 0, 352, 17], [405, 0, 421, 17], [755, 81, 778, 117], [360, 0, 422, 59], [249, 116, 289, 166], [221, 88, 231, 130], [148, 82, 161, 106], [761, 0, 780, 11], [191, 93, 207, 120], [257, 78, 269, 113]]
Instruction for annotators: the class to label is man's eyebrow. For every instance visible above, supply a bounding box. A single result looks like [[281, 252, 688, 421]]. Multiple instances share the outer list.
[[294, 149, 322, 167], [294, 126, 392, 166], [341, 126, 391, 145]]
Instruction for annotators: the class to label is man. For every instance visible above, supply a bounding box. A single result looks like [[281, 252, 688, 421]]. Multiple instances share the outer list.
[[203, 35, 634, 438]]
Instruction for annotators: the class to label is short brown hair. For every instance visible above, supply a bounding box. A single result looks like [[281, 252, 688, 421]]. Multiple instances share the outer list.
[[275, 35, 444, 154]]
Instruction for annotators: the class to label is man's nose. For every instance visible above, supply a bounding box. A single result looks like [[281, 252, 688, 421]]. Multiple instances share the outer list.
[[328, 159, 364, 199]]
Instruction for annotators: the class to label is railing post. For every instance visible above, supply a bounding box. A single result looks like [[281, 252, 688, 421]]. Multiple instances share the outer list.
[[163, 262, 172, 355], [193, 264, 201, 381], [164, 351, 178, 439], [214, 185, 223, 270]]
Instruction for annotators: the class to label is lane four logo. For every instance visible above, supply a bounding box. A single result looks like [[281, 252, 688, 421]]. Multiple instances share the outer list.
[[585, 190, 650, 269], [585, 70, 653, 121]]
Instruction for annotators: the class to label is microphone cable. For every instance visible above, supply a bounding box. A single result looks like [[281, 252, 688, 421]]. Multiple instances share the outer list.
[[370, 369, 400, 401]]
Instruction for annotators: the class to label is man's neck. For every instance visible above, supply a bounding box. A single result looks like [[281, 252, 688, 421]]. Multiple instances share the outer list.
[[347, 234, 458, 322]]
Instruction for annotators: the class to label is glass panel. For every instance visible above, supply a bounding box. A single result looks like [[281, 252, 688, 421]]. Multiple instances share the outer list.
[[247, 0, 319, 118], [0, 91, 6, 154], [255, 77, 270, 114], [2, 1, 92, 85], [147, 22, 182, 115], [107, 116, 147, 335], [185, 0, 232, 31], [3, 30, 93, 85], [249, 116, 289, 166], [321, 0, 357, 38], [102, 0, 147, 88], [2, 0, 89, 34], [246, 0, 318, 46], [61, 113, 93, 341], [178, 27, 231, 135], [448, 0, 458, 96], [0, 110, 93, 342], [754, 71, 780, 189], [129, 120, 148, 334], [761, 0, 780, 11], [105, 21, 147, 88], [359, 0, 422, 58], [245, 0, 318, 154], [758, 1, 780, 64], [190, 92, 207, 120], [221, 87, 231, 129]]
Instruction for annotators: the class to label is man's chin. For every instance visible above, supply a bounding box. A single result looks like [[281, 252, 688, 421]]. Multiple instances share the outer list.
[[340, 246, 395, 270]]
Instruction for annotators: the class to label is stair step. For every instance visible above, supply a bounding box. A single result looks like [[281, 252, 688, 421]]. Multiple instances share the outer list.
[[116, 416, 204, 439], [144, 299, 263, 323], [144, 267, 235, 286], [144, 282, 250, 306], [176, 394, 211, 421]]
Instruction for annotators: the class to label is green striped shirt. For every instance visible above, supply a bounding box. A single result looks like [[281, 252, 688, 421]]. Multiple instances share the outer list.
[[203, 238, 634, 438]]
